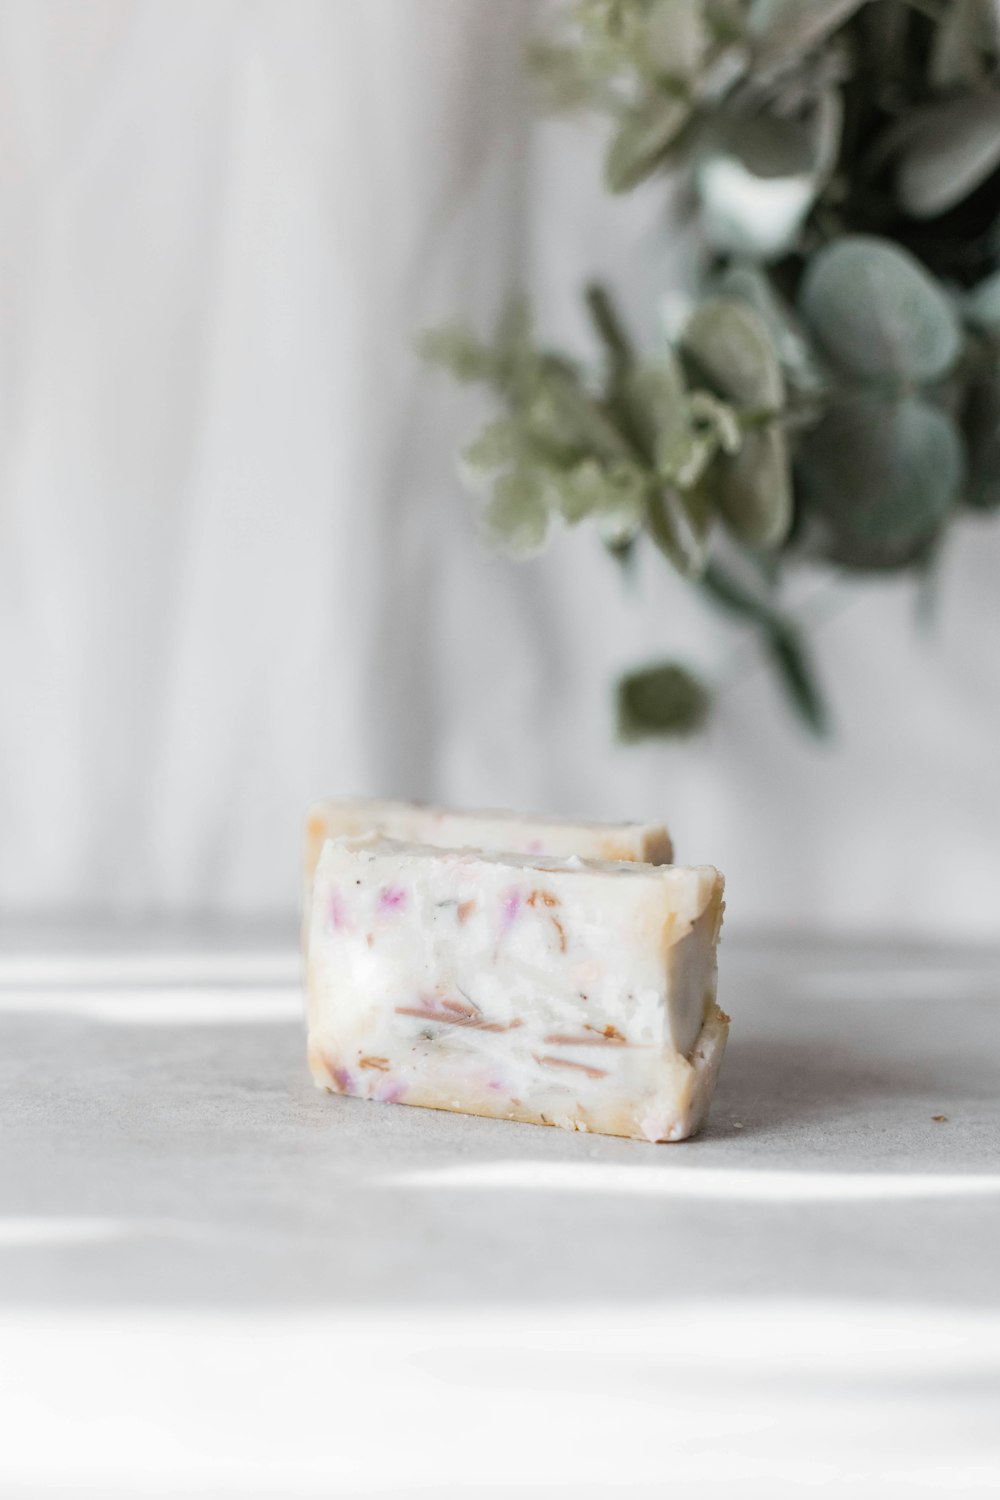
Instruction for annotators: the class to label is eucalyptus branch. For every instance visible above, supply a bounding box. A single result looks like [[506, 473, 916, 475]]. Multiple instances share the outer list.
[[425, 0, 1000, 739]]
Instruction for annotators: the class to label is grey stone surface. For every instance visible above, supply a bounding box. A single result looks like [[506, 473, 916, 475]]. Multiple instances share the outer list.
[[2, 931, 998, 1311]]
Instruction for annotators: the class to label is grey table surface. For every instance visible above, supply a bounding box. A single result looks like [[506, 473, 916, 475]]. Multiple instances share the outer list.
[[1, 924, 998, 1498]]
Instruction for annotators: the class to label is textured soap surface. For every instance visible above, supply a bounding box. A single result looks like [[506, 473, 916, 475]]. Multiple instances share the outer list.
[[302, 798, 674, 955], [307, 836, 727, 1143]]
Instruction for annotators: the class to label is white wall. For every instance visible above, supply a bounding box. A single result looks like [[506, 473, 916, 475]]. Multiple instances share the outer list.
[[1, 0, 998, 937]]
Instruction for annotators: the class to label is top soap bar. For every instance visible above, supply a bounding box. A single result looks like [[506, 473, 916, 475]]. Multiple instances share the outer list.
[[304, 796, 674, 870]]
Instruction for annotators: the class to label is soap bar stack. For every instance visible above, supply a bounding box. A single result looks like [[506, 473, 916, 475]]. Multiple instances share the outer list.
[[302, 796, 673, 950], [303, 798, 727, 1143]]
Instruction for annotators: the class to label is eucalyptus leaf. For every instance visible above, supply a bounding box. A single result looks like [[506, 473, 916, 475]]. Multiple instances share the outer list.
[[895, 95, 1000, 220], [799, 236, 962, 383], [647, 482, 714, 578], [461, 419, 524, 475], [626, 351, 688, 461], [605, 94, 691, 192], [930, 0, 1000, 89], [482, 471, 551, 557], [695, 92, 844, 261], [681, 298, 791, 547], [528, 366, 626, 463], [747, 0, 868, 69], [681, 297, 784, 407], [965, 269, 1000, 333], [716, 264, 824, 390], [716, 424, 793, 549], [797, 395, 965, 568], [640, 0, 707, 79], [553, 458, 649, 541], [418, 324, 494, 383], [617, 661, 711, 740]]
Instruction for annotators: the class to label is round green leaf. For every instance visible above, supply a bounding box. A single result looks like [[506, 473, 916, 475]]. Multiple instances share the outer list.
[[617, 662, 711, 741], [482, 471, 550, 557], [716, 424, 793, 549], [604, 95, 691, 194], [799, 236, 962, 383], [681, 297, 784, 407], [797, 395, 965, 568], [716, 264, 824, 390], [895, 95, 1000, 220], [965, 269, 1000, 333], [647, 482, 715, 579], [682, 298, 791, 547], [626, 352, 688, 461], [697, 91, 841, 260]]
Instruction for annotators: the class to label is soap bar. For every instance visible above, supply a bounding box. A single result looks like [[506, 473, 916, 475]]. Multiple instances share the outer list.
[[302, 797, 673, 953], [306, 835, 727, 1143]]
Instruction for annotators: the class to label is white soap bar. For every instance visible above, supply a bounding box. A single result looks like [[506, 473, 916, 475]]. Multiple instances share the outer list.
[[306, 835, 727, 1143], [302, 797, 673, 953]]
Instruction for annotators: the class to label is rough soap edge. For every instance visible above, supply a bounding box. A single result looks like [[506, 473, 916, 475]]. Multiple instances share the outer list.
[[306, 1003, 731, 1146]]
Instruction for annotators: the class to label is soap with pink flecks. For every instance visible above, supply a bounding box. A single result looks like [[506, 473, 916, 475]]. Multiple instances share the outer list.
[[306, 834, 727, 1144], [301, 796, 673, 954]]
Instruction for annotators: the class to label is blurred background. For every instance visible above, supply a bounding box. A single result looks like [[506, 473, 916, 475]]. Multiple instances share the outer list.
[[1, 0, 998, 937]]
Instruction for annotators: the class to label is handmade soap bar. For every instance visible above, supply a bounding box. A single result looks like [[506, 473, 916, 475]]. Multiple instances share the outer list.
[[306, 835, 727, 1143], [302, 797, 673, 953]]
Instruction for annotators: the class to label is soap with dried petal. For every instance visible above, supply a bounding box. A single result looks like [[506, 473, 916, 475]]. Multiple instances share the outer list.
[[307, 835, 726, 1144]]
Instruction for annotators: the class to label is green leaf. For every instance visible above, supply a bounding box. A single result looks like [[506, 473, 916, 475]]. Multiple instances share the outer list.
[[461, 419, 524, 475], [695, 91, 845, 262], [930, 0, 1000, 88], [682, 297, 784, 408], [797, 395, 965, 568], [640, 0, 707, 79], [604, 94, 691, 192], [716, 264, 823, 390], [617, 662, 711, 740], [682, 298, 790, 547], [715, 425, 793, 550], [585, 282, 635, 378], [769, 626, 829, 735], [482, 471, 551, 557], [747, 0, 868, 69], [626, 350, 688, 462], [418, 324, 494, 383], [895, 95, 1000, 220], [552, 458, 648, 541], [799, 236, 962, 384], [527, 364, 626, 463], [965, 269, 1000, 333], [646, 481, 714, 578]]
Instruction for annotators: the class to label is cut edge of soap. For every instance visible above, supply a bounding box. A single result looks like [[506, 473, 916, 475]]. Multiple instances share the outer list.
[[306, 1003, 730, 1146]]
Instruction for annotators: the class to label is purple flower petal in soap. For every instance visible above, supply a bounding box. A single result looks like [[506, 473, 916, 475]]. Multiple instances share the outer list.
[[500, 888, 522, 936], [378, 885, 408, 914], [329, 888, 350, 931]]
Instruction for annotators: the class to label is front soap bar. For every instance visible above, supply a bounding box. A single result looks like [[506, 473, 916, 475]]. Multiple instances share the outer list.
[[306, 836, 727, 1143], [302, 797, 674, 954]]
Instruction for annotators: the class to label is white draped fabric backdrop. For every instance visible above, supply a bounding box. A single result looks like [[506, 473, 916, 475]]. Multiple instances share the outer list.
[[1, 0, 998, 936]]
